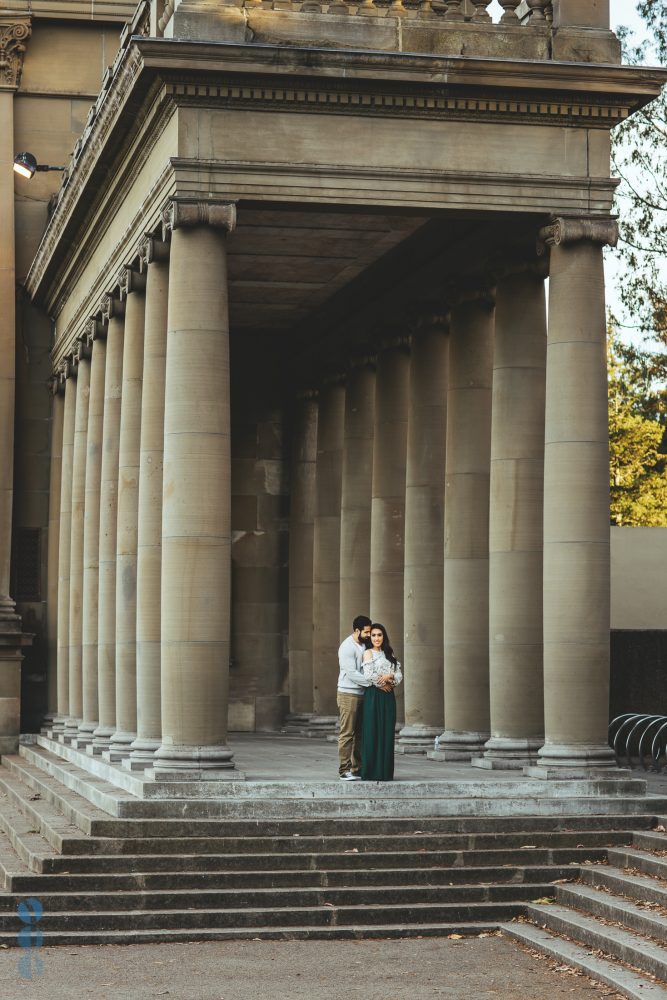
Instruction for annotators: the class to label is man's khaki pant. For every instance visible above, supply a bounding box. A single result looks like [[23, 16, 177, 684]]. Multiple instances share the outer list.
[[337, 691, 364, 776]]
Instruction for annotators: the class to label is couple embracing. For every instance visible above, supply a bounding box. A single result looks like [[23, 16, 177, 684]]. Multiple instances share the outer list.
[[337, 615, 403, 782]]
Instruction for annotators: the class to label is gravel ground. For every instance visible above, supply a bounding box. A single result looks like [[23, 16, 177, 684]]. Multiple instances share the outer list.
[[0, 935, 619, 1000]]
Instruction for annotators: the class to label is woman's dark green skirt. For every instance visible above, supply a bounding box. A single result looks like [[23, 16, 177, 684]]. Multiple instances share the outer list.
[[360, 686, 396, 781]]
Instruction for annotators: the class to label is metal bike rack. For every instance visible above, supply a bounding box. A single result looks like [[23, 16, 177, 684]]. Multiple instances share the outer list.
[[609, 713, 667, 771]]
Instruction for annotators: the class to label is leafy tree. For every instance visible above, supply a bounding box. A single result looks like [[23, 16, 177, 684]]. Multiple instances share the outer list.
[[608, 329, 667, 525], [607, 2, 667, 524]]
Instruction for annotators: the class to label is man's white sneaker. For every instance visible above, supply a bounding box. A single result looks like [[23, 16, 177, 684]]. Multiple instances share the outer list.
[[340, 771, 362, 781]]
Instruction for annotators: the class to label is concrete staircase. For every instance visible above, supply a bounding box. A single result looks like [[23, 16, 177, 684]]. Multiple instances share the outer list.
[[505, 823, 667, 999], [1, 738, 667, 1000]]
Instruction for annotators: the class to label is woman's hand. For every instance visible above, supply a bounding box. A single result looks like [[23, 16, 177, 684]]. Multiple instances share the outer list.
[[378, 674, 394, 685]]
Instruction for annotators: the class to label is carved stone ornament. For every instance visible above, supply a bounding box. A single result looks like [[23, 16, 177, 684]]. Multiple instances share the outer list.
[[538, 216, 619, 250], [100, 292, 125, 323], [0, 16, 31, 90], [161, 199, 237, 241], [118, 266, 147, 300], [86, 317, 106, 343], [139, 235, 170, 271], [410, 309, 450, 337], [49, 373, 65, 396], [296, 388, 319, 402]]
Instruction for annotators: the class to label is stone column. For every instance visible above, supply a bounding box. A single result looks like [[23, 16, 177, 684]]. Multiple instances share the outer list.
[[399, 318, 448, 753], [131, 237, 169, 767], [474, 268, 547, 770], [154, 199, 236, 777], [92, 298, 125, 752], [45, 381, 64, 727], [78, 321, 106, 747], [433, 295, 494, 760], [531, 216, 619, 775], [60, 350, 89, 740], [370, 340, 409, 721], [339, 358, 375, 637], [55, 368, 77, 734], [108, 268, 145, 760], [287, 391, 318, 727], [310, 378, 345, 733], [0, 15, 31, 753]]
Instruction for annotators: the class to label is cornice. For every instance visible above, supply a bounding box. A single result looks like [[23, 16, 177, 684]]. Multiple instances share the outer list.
[[25, 34, 665, 315]]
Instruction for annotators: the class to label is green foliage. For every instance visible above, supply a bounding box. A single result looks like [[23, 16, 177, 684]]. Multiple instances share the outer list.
[[609, 330, 667, 525], [607, 3, 667, 524]]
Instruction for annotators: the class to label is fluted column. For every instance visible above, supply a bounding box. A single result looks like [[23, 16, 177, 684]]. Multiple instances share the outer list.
[[370, 339, 409, 722], [131, 237, 169, 767], [287, 391, 318, 724], [399, 318, 448, 753], [475, 268, 547, 770], [532, 216, 619, 775], [78, 321, 106, 746], [63, 348, 90, 739], [92, 299, 125, 752], [154, 199, 236, 777], [434, 295, 494, 760], [310, 378, 345, 730], [55, 369, 77, 734], [108, 268, 145, 760], [45, 380, 64, 727], [339, 358, 375, 637]]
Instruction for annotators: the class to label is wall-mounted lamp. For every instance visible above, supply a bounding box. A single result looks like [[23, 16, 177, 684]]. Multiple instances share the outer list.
[[13, 152, 65, 179]]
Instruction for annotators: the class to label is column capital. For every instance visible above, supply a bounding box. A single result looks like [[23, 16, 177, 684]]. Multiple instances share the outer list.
[[49, 373, 65, 396], [85, 317, 106, 343], [118, 266, 146, 300], [409, 309, 450, 337], [75, 333, 91, 363], [0, 15, 31, 91], [139, 234, 170, 271], [348, 353, 377, 372], [161, 199, 237, 240], [322, 372, 346, 388], [296, 388, 319, 402], [538, 215, 619, 251], [100, 292, 125, 323], [378, 332, 411, 354]]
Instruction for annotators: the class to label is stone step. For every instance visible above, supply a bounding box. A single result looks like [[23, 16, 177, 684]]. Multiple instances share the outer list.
[[632, 829, 667, 852], [4, 863, 578, 894], [0, 788, 61, 874], [0, 900, 526, 932], [581, 864, 667, 906], [608, 847, 667, 882], [35, 846, 609, 875], [0, 769, 84, 853], [522, 902, 667, 982], [503, 921, 667, 1000], [0, 920, 498, 947], [0, 881, 556, 914], [45, 829, 635, 858], [0, 755, 117, 833], [556, 882, 667, 944]]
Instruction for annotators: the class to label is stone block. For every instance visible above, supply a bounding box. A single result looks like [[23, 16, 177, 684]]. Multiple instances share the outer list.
[[246, 9, 397, 53], [552, 27, 621, 64], [552, 0, 609, 29], [227, 697, 255, 732], [401, 22, 549, 60], [231, 494, 258, 532], [255, 694, 289, 732]]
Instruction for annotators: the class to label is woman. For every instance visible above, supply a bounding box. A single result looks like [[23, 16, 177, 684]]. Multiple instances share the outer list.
[[360, 623, 402, 781]]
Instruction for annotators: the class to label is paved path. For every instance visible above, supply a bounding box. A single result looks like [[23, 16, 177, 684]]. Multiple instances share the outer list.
[[0, 936, 620, 1000]]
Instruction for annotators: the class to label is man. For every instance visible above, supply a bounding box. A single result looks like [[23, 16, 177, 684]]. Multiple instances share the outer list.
[[337, 615, 372, 780]]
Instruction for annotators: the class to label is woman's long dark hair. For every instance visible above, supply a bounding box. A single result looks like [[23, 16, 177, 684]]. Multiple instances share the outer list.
[[370, 623, 398, 666]]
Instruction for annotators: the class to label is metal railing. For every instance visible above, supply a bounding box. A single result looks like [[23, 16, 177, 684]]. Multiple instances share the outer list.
[[609, 714, 667, 771]]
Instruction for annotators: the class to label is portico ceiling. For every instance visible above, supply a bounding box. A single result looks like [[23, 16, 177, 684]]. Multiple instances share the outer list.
[[228, 207, 428, 332]]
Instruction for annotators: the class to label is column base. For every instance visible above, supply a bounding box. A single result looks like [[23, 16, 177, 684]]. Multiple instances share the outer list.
[[396, 725, 442, 755], [152, 742, 236, 778], [471, 736, 543, 770], [126, 737, 161, 770], [304, 715, 339, 738], [71, 721, 97, 750], [525, 742, 621, 779], [89, 725, 114, 755], [103, 730, 136, 762], [427, 730, 489, 762], [62, 718, 82, 743]]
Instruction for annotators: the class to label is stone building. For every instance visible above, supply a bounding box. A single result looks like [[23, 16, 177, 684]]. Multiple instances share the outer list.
[[2, 0, 666, 775]]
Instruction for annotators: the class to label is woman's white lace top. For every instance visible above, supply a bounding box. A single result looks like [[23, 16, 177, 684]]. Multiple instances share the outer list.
[[362, 650, 403, 687]]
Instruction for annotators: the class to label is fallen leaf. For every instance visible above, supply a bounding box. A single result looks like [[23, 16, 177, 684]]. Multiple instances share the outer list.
[[653, 825, 666, 833], [520, 845, 537, 850], [447, 934, 463, 940], [532, 897, 556, 905]]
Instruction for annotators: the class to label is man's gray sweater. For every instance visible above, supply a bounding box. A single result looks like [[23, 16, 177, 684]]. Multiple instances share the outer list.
[[337, 635, 372, 695]]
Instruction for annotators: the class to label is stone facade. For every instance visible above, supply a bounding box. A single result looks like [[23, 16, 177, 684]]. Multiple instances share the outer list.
[[3, 0, 667, 774]]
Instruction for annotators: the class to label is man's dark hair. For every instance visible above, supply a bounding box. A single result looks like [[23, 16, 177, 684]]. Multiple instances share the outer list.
[[353, 615, 372, 632]]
